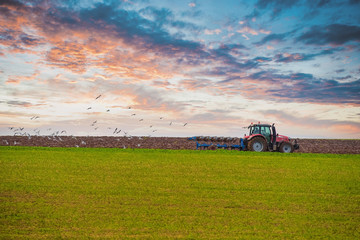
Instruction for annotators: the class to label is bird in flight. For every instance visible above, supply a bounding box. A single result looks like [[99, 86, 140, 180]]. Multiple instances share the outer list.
[[169, 122, 172, 125], [131, 113, 136, 116], [139, 119, 143, 121], [95, 95, 102, 100], [183, 123, 188, 127], [87, 107, 92, 110]]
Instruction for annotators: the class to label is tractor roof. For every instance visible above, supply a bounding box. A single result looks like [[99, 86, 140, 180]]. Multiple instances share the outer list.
[[248, 123, 272, 128]]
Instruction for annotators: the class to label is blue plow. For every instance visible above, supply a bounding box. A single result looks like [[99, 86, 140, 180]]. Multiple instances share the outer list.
[[188, 136, 245, 150]]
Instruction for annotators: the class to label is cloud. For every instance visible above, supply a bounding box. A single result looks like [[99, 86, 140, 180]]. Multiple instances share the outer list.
[[0, 0, 212, 81], [255, 32, 288, 46], [237, 26, 259, 36], [214, 71, 360, 105], [1, 0, 359, 112], [254, 0, 301, 19], [45, 42, 88, 73], [178, 79, 213, 91], [204, 29, 221, 35], [77, 3, 205, 58], [209, 46, 258, 70], [6, 71, 40, 84], [1, 100, 45, 108], [1, 1, 203, 62], [335, 69, 345, 73], [262, 109, 360, 134], [109, 84, 189, 114], [296, 24, 360, 45], [253, 56, 272, 62], [267, 75, 360, 105], [236, 24, 271, 37], [274, 48, 343, 63]]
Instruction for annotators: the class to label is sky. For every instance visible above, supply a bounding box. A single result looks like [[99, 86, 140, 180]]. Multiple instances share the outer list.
[[0, 0, 359, 139]]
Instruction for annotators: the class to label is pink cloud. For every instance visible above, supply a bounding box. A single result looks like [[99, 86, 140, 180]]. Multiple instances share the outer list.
[[204, 29, 222, 35], [237, 26, 259, 35]]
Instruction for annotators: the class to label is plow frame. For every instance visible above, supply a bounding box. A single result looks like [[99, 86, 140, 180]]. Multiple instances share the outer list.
[[189, 136, 246, 150]]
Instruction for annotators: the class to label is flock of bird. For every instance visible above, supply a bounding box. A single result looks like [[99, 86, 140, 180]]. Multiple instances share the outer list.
[[6, 94, 189, 140], [84, 94, 188, 137]]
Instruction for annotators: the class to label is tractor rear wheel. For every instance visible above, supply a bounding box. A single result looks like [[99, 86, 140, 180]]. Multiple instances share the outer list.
[[248, 137, 267, 152], [279, 142, 294, 153]]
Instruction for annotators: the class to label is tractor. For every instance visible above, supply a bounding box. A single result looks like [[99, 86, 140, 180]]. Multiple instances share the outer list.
[[244, 123, 299, 153], [188, 122, 299, 153]]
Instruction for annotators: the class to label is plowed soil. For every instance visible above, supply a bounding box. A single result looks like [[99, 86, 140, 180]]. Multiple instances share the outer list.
[[1, 136, 359, 154]]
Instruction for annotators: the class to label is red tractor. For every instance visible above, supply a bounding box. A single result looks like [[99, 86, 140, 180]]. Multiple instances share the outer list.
[[243, 123, 299, 153]]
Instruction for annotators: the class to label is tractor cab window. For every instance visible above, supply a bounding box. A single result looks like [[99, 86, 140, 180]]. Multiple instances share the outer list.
[[261, 126, 271, 136], [261, 126, 271, 143], [250, 126, 260, 135]]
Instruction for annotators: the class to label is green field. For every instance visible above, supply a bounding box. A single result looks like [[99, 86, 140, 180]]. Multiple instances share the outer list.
[[1, 147, 359, 239]]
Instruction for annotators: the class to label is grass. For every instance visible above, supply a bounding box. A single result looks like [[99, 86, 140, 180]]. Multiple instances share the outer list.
[[0, 146, 359, 239]]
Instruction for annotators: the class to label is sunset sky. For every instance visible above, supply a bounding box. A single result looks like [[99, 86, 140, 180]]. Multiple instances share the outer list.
[[0, 0, 359, 138]]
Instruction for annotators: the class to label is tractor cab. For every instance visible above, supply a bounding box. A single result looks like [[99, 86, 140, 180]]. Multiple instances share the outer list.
[[248, 123, 274, 144]]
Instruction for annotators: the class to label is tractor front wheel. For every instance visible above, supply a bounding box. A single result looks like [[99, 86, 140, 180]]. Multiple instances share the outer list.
[[248, 137, 267, 152], [279, 142, 294, 153]]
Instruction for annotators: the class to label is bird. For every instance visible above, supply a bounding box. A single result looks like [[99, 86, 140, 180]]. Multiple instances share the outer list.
[[149, 125, 153, 128], [87, 107, 92, 110], [116, 129, 121, 134], [106, 109, 110, 112], [113, 128, 118, 134], [152, 130, 157, 132], [131, 113, 136, 116], [128, 106, 132, 109], [169, 122, 172, 126], [139, 119, 143, 121], [183, 123, 188, 127], [95, 94, 101, 100], [160, 117, 163, 120], [61, 130, 66, 134]]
